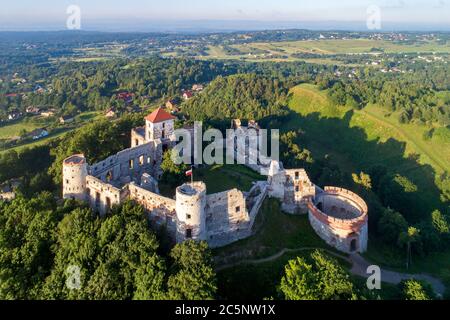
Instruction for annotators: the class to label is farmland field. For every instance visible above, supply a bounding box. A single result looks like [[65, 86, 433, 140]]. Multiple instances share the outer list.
[[199, 39, 450, 63]]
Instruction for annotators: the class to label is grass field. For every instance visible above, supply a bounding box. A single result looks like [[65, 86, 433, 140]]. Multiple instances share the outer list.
[[194, 164, 264, 194], [0, 111, 102, 155], [200, 39, 450, 63], [0, 116, 54, 140]]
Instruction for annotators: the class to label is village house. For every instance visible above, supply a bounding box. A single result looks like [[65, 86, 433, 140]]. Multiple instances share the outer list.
[[29, 128, 49, 140], [165, 99, 180, 113], [41, 109, 56, 117], [26, 106, 41, 115], [7, 110, 22, 121], [105, 108, 117, 119], [60, 115, 75, 124], [117, 92, 134, 103], [192, 84, 204, 92], [182, 91, 193, 100]]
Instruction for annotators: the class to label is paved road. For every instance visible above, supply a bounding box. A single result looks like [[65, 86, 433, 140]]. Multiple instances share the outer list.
[[349, 253, 446, 296]]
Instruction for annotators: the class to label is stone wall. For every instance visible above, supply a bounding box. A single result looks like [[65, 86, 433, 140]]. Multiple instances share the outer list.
[[131, 127, 146, 147], [205, 189, 249, 233], [86, 175, 128, 216], [128, 183, 177, 237], [146, 119, 174, 142], [89, 141, 162, 184]]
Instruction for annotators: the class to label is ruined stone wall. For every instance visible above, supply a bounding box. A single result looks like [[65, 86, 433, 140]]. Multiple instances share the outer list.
[[86, 175, 127, 216], [246, 182, 269, 228], [89, 141, 162, 184], [128, 183, 177, 237], [206, 189, 249, 232], [131, 127, 146, 147], [269, 168, 316, 214], [268, 171, 286, 199], [285, 169, 315, 204], [205, 188, 253, 248]]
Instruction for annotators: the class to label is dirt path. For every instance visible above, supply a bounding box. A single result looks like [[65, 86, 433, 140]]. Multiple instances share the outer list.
[[216, 248, 446, 296]]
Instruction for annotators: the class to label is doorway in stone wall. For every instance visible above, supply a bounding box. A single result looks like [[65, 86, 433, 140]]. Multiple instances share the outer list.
[[350, 238, 357, 252], [106, 197, 111, 213]]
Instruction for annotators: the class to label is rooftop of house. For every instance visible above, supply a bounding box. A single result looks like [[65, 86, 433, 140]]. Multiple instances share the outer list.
[[145, 107, 176, 124]]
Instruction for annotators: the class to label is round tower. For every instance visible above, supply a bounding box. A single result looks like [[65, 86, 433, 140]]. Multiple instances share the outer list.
[[62, 154, 88, 201], [175, 182, 207, 242]]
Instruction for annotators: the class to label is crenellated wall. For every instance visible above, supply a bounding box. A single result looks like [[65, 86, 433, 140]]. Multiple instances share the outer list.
[[308, 187, 368, 253]]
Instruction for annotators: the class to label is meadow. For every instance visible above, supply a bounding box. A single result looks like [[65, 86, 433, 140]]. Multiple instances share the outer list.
[[0, 111, 102, 155], [200, 39, 450, 63]]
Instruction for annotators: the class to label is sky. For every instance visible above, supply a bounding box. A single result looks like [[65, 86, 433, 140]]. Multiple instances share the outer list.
[[0, 0, 449, 31]]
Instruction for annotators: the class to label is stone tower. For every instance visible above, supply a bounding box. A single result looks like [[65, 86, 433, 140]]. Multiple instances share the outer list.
[[145, 107, 176, 143], [175, 182, 207, 242], [62, 154, 88, 201], [268, 160, 286, 199]]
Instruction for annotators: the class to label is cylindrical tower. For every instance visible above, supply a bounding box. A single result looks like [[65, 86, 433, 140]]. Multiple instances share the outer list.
[[175, 182, 207, 242], [62, 154, 88, 201]]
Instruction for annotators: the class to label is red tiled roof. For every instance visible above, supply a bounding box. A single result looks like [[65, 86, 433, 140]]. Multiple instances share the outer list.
[[145, 107, 176, 123]]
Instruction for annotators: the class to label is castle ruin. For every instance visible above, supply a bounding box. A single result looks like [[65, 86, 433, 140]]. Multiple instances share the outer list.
[[63, 108, 368, 253]]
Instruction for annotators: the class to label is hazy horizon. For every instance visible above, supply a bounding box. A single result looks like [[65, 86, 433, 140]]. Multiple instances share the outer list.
[[1, 0, 449, 32]]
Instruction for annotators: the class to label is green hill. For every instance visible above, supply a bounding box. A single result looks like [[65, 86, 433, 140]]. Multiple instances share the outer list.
[[285, 84, 448, 219]]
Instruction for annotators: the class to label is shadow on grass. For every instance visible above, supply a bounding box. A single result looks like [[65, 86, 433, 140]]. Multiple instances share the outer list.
[[283, 110, 446, 223]]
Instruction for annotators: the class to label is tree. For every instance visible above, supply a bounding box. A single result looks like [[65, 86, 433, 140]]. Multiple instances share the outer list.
[[400, 279, 434, 300], [352, 172, 372, 190], [167, 240, 217, 300], [377, 208, 408, 244], [160, 151, 189, 188], [279, 250, 356, 300], [431, 210, 449, 234], [41, 201, 166, 300], [0, 192, 58, 299], [398, 227, 421, 270]]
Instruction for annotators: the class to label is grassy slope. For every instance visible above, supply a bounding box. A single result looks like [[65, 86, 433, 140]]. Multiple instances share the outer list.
[[0, 112, 102, 155], [288, 84, 450, 174], [0, 116, 53, 139]]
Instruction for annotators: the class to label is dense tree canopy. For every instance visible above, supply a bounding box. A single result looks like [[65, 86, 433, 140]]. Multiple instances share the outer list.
[[183, 74, 290, 122], [279, 250, 356, 300], [0, 196, 217, 300]]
